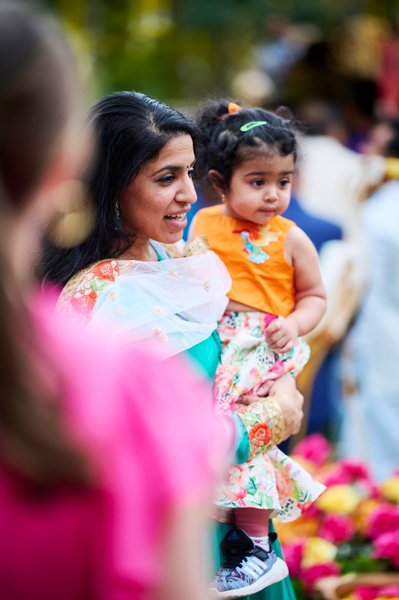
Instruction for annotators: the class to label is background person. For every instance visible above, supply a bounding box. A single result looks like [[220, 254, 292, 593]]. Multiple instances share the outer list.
[[339, 117, 399, 481]]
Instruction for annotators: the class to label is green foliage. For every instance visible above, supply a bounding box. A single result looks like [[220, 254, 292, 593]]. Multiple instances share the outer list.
[[42, 0, 399, 104], [336, 539, 391, 574], [291, 577, 307, 600]]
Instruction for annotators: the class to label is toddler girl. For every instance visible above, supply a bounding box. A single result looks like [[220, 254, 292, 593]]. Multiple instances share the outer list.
[[190, 100, 327, 598]]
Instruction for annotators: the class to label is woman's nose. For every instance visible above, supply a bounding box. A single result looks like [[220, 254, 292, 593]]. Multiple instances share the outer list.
[[178, 175, 197, 205]]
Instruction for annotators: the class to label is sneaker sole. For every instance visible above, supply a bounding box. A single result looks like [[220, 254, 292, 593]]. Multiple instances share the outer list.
[[210, 557, 289, 598]]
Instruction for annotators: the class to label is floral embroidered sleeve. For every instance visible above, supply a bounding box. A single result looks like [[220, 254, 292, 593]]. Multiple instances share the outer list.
[[57, 260, 122, 323], [236, 398, 285, 460]]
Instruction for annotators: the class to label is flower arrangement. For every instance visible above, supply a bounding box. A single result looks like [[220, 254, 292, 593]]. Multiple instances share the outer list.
[[275, 434, 399, 600]]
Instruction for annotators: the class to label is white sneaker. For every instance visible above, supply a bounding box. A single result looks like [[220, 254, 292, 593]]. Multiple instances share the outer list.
[[210, 528, 289, 598]]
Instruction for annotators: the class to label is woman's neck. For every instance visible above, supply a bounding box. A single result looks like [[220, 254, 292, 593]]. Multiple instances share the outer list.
[[119, 237, 158, 262]]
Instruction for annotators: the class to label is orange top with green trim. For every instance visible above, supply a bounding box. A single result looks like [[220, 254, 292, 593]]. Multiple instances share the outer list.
[[193, 205, 296, 316]]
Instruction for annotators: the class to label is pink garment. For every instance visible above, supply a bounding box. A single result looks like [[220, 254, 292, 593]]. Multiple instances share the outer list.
[[0, 293, 233, 599]]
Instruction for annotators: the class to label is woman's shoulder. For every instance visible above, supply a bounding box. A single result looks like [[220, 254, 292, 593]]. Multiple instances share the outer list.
[[57, 259, 135, 323]]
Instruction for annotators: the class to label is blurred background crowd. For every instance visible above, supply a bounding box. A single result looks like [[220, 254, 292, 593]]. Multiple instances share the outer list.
[[42, 0, 399, 482], [44, 0, 398, 121]]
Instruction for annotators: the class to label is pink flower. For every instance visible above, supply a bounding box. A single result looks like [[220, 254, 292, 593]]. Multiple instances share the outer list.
[[372, 530, 399, 568], [362, 479, 381, 499], [379, 585, 399, 597], [302, 503, 323, 519], [301, 561, 340, 592], [355, 586, 379, 600], [375, 535, 399, 567], [379, 585, 399, 598], [319, 514, 355, 544], [355, 585, 399, 600], [292, 434, 331, 467], [282, 539, 305, 577], [322, 466, 352, 486], [338, 459, 371, 481], [322, 460, 371, 486], [367, 504, 399, 539]]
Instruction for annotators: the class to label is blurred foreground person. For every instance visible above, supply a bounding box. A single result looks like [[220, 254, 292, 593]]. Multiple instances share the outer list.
[[340, 117, 399, 481], [0, 3, 228, 599]]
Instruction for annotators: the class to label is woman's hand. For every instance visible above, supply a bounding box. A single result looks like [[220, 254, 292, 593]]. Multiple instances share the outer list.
[[267, 375, 304, 439], [239, 375, 304, 440]]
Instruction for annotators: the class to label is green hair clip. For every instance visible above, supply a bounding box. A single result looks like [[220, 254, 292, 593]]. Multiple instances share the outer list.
[[240, 121, 269, 132]]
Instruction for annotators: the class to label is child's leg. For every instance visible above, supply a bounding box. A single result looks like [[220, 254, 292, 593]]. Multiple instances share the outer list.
[[211, 507, 289, 597], [234, 507, 272, 551]]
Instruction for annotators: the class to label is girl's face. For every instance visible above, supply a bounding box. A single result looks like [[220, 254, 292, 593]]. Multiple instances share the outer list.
[[119, 134, 197, 245], [223, 151, 294, 225]]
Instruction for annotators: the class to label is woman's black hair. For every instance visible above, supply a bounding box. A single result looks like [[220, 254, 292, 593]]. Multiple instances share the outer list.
[[194, 99, 299, 188], [40, 91, 197, 285]]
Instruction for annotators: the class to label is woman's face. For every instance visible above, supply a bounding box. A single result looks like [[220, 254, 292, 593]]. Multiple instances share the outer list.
[[119, 134, 197, 245]]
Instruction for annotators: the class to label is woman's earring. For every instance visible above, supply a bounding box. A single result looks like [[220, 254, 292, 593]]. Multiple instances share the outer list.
[[47, 180, 94, 248], [221, 193, 226, 203]]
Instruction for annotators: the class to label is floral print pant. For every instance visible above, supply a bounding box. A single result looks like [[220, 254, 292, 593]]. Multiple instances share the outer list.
[[214, 311, 325, 522]]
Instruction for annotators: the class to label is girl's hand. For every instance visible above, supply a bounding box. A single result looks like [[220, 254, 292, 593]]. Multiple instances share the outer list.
[[237, 380, 273, 406], [265, 315, 298, 353]]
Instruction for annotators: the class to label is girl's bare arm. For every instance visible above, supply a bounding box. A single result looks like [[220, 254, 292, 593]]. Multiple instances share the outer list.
[[266, 226, 327, 352]]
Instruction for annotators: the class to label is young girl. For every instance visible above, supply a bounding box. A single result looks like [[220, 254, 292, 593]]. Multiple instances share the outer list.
[[190, 100, 327, 598]]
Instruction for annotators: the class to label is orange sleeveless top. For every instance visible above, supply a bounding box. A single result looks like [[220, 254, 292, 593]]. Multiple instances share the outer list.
[[194, 205, 296, 316]]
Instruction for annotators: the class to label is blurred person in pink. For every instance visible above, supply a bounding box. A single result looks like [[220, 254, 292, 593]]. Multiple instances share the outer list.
[[0, 2, 234, 599]]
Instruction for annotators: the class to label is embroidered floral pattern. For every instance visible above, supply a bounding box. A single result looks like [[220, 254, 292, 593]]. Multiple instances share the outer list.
[[57, 259, 137, 324], [91, 261, 119, 281], [249, 423, 272, 449], [152, 326, 168, 342], [233, 224, 280, 264]]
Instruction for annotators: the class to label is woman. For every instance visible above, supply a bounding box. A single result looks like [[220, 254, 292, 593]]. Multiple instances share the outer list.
[[0, 3, 234, 599], [42, 91, 304, 600]]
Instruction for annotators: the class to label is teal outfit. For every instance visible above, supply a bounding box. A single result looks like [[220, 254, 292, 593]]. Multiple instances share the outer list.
[[156, 242, 295, 599], [186, 330, 222, 380], [188, 332, 296, 600]]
